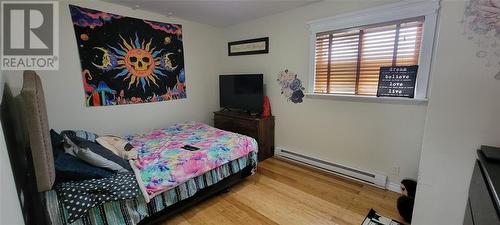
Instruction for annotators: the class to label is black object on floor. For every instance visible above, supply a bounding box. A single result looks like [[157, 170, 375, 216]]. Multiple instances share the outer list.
[[361, 209, 403, 225], [397, 196, 414, 223]]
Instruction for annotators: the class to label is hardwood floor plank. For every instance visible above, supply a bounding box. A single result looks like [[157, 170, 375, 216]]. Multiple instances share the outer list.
[[165, 214, 191, 225], [256, 166, 354, 209], [261, 158, 364, 193], [180, 197, 236, 225], [222, 195, 280, 225], [162, 157, 404, 225], [245, 172, 359, 225], [268, 158, 365, 189], [257, 164, 361, 208], [229, 185, 338, 225]]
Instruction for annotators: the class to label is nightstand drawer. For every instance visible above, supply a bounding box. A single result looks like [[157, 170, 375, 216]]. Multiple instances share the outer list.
[[214, 111, 274, 161]]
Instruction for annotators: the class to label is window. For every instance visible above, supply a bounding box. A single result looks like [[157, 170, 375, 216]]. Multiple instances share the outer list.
[[314, 18, 423, 95], [308, 1, 439, 100]]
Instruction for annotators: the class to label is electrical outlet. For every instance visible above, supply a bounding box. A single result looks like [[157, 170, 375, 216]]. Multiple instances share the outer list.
[[391, 166, 400, 176]]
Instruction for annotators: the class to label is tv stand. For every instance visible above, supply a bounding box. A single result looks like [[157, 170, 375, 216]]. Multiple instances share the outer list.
[[213, 111, 274, 161], [219, 108, 257, 117]]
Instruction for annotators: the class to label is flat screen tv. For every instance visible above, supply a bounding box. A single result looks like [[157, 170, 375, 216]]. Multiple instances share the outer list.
[[219, 74, 263, 113]]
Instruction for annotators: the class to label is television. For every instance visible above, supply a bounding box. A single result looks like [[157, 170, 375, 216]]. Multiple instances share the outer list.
[[219, 74, 263, 113]]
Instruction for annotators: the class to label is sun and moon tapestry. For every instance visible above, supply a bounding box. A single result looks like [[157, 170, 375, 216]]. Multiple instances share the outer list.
[[69, 5, 186, 107]]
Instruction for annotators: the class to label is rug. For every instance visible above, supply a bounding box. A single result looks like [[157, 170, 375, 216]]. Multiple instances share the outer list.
[[361, 209, 403, 225]]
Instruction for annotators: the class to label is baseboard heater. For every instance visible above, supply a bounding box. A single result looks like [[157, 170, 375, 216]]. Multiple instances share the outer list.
[[276, 148, 388, 188]]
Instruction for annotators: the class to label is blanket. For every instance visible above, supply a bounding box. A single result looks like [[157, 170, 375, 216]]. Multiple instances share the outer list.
[[55, 173, 141, 223], [126, 122, 258, 202]]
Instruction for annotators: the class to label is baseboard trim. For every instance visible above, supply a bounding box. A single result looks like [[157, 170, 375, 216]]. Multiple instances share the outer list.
[[274, 147, 405, 194], [276, 155, 402, 194], [275, 147, 388, 188], [387, 182, 401, 194], [275, 155, 379, 187], [274, 146, 407, 194]]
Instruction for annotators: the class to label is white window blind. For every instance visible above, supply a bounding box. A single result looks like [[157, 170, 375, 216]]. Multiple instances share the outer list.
[[314, 17, 424, 96]]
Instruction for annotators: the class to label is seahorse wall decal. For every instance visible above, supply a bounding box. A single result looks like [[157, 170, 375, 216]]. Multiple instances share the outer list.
[[276, 69, 305, 104], [461, 0, 500, 79]]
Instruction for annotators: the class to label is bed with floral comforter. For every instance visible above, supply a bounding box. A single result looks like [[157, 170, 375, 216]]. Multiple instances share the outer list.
[[126, 121, 258, 202]]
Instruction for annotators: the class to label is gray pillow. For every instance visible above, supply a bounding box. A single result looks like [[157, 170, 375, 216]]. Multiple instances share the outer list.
[[63, 134, 131, 173], [61, 130, 98, 142]]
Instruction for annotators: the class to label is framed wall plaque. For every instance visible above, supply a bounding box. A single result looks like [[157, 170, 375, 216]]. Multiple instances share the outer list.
[[377, 65, 418, 98], [228, 37, 269, 56]]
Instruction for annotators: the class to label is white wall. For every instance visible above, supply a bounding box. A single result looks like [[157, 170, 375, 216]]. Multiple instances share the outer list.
[[0, 72, 25, 225], [219, 0, 425, 185], [0, 1, 224, 224], [2, 1, 499, 224], [3, 0, 225, 136], [412, 1, 500, 224]]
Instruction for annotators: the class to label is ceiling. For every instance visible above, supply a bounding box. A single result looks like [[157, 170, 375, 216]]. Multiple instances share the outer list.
[[106, 0, 321, 27]]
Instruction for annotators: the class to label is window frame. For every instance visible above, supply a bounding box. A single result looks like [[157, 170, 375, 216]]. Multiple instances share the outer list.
[[307, 1, 440, 101]]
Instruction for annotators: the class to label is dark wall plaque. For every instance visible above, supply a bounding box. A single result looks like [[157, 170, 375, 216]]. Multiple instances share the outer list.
[[377, 65, 418, 98]]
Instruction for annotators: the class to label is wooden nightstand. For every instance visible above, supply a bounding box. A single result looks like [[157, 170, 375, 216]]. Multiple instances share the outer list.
[[213, 111, 274, 161]]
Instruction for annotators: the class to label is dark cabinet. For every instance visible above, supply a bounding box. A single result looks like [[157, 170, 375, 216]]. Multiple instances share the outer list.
[[464, 200, 474, 225], [464, 147, 500, 225], [213, 111, 274, 161]]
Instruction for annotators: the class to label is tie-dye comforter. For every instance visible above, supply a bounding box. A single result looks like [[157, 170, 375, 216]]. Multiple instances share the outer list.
[[126, 122, 258, 202]]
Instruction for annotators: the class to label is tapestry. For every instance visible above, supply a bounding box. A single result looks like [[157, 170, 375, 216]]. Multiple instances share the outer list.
[[277, 69, 305, 103], [69, 5, 186, 106]]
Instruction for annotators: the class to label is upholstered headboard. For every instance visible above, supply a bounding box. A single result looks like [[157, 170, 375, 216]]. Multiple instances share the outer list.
[[20, 70, 55, 191], [1, 70, 51, 225]]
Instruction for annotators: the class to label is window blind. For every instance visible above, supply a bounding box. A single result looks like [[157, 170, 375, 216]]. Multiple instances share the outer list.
[[314, 17, 424, 95]]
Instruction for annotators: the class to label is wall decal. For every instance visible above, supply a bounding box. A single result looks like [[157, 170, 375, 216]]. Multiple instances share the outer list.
[[69, 5, 186, 106], [462, 0, 500, 78], [277, 70, 305, 103]]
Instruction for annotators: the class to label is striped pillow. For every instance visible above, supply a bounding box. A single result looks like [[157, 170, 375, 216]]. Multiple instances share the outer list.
[[61, 130, 98, 142], [62, 133, 131, 173]]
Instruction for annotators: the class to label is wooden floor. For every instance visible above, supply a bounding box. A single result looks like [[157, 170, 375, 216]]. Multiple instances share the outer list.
[[163, 157, 403, 225]]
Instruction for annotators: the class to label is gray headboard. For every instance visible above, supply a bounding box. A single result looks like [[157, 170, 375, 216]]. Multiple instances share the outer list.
[[20, 70, 55, 191]]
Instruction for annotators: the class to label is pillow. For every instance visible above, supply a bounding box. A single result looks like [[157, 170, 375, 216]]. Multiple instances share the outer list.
[[61, 129, 98, 142], [54, 152, 115, 184], [50, 130, 114, 184], [50, 129, 64, 158], [63, 133, 132, 173], [96, 136, 138, 160]]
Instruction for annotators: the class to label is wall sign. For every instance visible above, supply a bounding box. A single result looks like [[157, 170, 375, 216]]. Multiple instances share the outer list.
[[377, 66, 418, 98], [228, 37, 269, 56]]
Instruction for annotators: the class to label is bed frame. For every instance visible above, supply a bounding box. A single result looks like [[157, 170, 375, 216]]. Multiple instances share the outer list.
[[0, 71, 253, 225]]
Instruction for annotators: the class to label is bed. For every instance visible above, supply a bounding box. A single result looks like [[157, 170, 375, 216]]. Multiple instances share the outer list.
[[0, 70, 258, 225]]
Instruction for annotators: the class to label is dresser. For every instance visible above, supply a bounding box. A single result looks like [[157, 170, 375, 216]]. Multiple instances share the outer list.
[[213, 111, 274, 161], [464, 146, 500, 225]]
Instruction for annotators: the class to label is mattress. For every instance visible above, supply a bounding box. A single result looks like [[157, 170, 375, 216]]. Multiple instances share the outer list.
[[127, 122, 259, 201], [46, 122, 258, 225], [43, 151, 257, 225]]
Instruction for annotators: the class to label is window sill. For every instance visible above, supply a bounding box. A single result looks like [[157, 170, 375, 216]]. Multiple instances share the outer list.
[[305, 93, 428, 105]]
